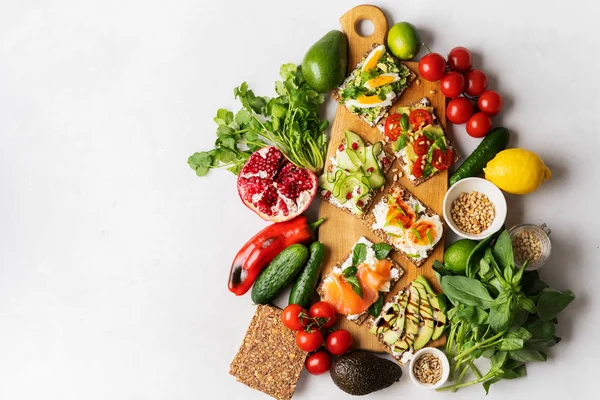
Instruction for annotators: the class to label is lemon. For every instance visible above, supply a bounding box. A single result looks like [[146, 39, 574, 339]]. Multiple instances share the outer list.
[[387, 22, 420, 60], [444, 239, 478, 274], [484, 149, 552, 195]]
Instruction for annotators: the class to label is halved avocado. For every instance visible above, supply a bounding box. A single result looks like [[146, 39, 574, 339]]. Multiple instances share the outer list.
[[412, 281, 434, 350]]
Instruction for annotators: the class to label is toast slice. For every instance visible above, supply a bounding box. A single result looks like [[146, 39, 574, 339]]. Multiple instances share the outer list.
[[364, 181, 445, 267], [317, 237, 404, 325], [377, 97, 459, 186], [332, 43, 416, 127], [318, 130, 394, 218]]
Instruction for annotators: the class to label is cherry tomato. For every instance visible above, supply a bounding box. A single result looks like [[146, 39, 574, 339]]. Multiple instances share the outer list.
[[408, 109, 433, 130], [464, 69, 488, 97], [296, 328, 323, 352], [478, 90, 504, 116], [412, 155, 426, 178], [326, 329, 353, 355], [418, 53, 446, 82], [447, 46, 472, 73], [431, 148, 454, 170], [308, 301, 336, 329], [440, 71, 465, 98], [413, 136, 431, 156], [383, 114, 402, 141], [466, 112, 492, 138], [305, 350, 331, 375], [446, 97, 474, 124], [282, 304, 308, 331]]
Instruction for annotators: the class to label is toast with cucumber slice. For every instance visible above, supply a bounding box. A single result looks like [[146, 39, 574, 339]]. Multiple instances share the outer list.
[[318, 130, 394, 217]]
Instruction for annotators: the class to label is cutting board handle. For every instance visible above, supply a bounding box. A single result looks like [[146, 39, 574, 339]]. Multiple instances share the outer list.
[[340, 5, 389, 67]]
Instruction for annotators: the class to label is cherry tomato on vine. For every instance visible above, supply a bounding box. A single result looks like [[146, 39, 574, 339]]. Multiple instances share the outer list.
[[447, 46, 473, 73], [431, 148, 454, 170], [383, 113, 402, 141], [413, 136, 431, 156], [412, 155, 426, 178], [281, 304, 308, 331], [296, 327, 323, 352], [440, 71, 465, 98], [446, 97, 474, 124], [464, 70, 488, 97], [418, 53, 446, 82], [466, 112, 492, 138], [305, 350, 331, 375], [408, 109, 433, 130], [478, 90, 504, 116], [308, 301, 336, 329], [326, 329, 353, 355]]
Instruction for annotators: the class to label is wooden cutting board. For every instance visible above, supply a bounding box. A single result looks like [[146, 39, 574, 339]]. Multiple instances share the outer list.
[[317, 4, 448, 352]]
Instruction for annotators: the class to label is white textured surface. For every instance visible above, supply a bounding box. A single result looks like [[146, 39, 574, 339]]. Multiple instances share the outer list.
[[0, 1, 599, 399]]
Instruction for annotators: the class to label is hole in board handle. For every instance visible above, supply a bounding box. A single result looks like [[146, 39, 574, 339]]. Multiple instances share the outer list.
[[355, 19, 375, 38]]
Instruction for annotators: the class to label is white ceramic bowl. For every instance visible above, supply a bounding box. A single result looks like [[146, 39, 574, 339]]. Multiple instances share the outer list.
[[443, 177, 507, 240], [408, 347, 450, 389]]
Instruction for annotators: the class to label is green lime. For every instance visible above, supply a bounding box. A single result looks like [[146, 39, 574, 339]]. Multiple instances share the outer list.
[[387, 22, 420, 60], [444, 239, 478, 274]]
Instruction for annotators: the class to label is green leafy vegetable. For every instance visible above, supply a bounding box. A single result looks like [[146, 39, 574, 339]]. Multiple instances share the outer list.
[[352, 243, 367, 266], [345, 275, 363, 298], [342, 266, 358, 278], [188, 64, 328, 177], [368, 292, 385, 317], [400, 113, 409, 131], [372, 243, 392, 260], [441, 275, 494, 309], [536, 288, 576, 321]]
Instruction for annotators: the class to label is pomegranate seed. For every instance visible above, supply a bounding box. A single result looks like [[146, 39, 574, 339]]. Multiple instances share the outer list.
[[346, 192, 352, 200], [357, 200, 364, 207], [352, 142, 358, 150], [338, 144, 345, 152], [366, 167, 374, 173], [324, 191, 331, 199], [382, 157, 389, 165], [357, 188, 361, 194]]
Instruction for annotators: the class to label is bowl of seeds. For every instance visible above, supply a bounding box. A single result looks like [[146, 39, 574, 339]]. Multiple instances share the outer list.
[[443, 178, 507, 240], [409, 347, 450, 389], [509, 223, 552, 270]]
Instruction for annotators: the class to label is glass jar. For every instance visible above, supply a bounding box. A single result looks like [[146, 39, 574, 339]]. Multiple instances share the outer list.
[[508, 223, 551, 271]]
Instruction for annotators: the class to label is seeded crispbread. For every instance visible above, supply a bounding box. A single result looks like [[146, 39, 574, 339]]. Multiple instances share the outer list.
[[364, 181, 445, 267], [377, 97, 459, 186], [332, 43, 416, 128], [317, 238, 404, 325], [229, 305, 307, 400]]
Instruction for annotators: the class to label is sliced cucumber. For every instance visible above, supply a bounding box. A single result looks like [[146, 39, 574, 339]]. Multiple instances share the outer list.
[[344, 130, 366, 161], [367, 172, 385, 189], [333, 175, 360, 204], [336, 149, 359, 172], [318, 170, 342, 192]]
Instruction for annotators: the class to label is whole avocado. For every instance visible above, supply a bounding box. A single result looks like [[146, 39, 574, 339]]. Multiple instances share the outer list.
[[330, 351, 402, 395], [302, 30, 348, 93]]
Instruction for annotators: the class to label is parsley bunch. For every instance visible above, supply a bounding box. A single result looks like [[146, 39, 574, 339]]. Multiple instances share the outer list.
[[188, 64, 328, 177]]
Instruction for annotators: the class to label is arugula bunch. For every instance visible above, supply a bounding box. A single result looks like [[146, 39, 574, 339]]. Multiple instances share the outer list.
[[434, 230, 575, 393], [188, 64, 329, 177], [342, 242, 393, 318]]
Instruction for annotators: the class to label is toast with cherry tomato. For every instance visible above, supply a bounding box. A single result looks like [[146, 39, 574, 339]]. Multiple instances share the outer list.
[[377, 98, 459, 186]]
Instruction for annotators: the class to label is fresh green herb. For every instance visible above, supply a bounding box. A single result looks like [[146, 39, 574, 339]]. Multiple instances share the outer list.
[[411, 228, 423, 241], [188, 64, 328, 177], [345, 275, 363, 298], [406, 253, 420, 259], [414, 203, 420, 214], [368, 292, 385, 317], [422, 164, 433, 177], [437, 229, 576, 393], [343, 266, 358, 278], [395, 134, 407, 151], [400, 113, 409, 131], [426, 229, 433, 245], [434, 137, 446, 151], [372, 243, 393, 260], [423, 130, 436, 141], [352, 243, 367, 266]]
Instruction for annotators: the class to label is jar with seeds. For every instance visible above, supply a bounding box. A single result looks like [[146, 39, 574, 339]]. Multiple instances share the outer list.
[[508, 223, 551, 270]]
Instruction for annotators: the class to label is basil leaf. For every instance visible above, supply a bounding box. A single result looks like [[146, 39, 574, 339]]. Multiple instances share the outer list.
[[395, 134, 407, 150], [483, 377, 501, 394], [489, 291, 514, 332], [352, 243, 367, 266], [509, 348, 547, 363], [490, 350, 508, 370], [345, 275, 363, 298], [520, 296, 537, 313], [434, 136, 446, 151], [493, 230, 515, 273], [400, 113, 409, 131], [343, 266, 358, 278], [525, 319, 555, 340], [455, 305, 489, 325], [423, 130, 436, 141], [497, 338, 524, 351], [433, 260, 453, 277], [368, 292, 385, 317], [466, 234, 495, 278], [422, 164, 433, 177], [536, 288, 576, 321], [372, 243, 392, 260], [505, 327, 532, 341], [440, 276, 494, 309]]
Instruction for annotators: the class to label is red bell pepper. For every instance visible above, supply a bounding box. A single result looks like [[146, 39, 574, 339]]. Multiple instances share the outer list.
[[228, 215, 325, 295]]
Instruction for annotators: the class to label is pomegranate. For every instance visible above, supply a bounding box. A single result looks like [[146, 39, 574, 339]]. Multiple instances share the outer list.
[[237, 147, 317, 222]]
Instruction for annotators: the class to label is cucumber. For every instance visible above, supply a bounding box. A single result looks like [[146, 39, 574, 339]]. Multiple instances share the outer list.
[[251, 244, 309, 305], [289, 242, 325, 308], [449, 127, 509, 186]]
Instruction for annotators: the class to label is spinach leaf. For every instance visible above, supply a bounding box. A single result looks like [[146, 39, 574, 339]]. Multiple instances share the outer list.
[[352, 243, 367, 266], [536, 288, 575, 321], [368, 292, 385, 317], [509, 348, 547, 362], [493, 230, 514, 273], [441, 275, 494, 309], [372, 243, 392, 260]]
